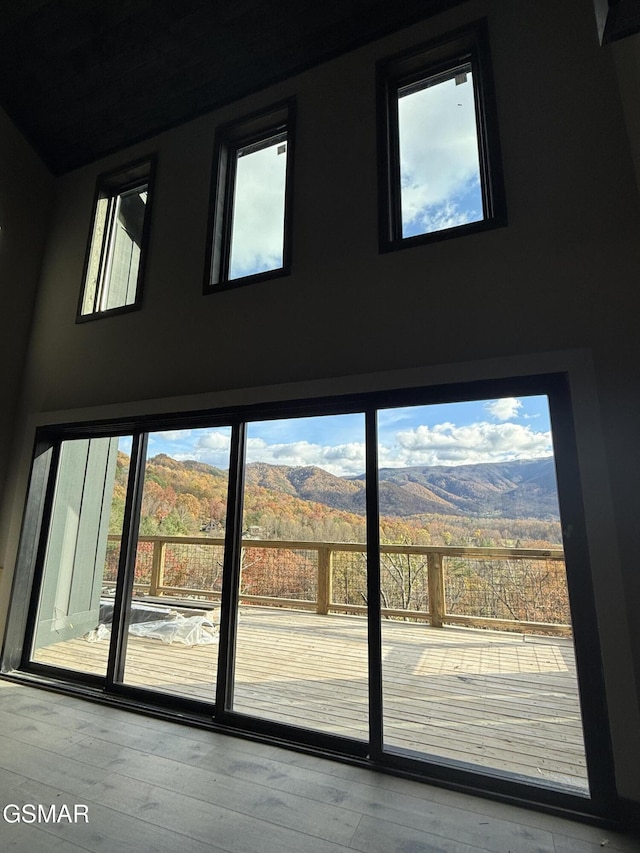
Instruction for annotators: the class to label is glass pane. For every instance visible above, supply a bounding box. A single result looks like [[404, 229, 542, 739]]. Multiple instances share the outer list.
[[232, 414, 369, 739], [31, 436, 130, 676], [398, 64, 483, 237], [122, 427, 231, 702], [82, 196, 109, 314], [228, 133, 287, 280], [81, 182, 148, 316], [102, 186, 147, 310], [377, 396, 588, 793]]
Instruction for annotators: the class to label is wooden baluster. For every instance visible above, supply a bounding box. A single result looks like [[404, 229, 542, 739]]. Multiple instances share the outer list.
[[149, 539, 166, 597], [427, 551, 446, 628], [317, 546, 333, 614]]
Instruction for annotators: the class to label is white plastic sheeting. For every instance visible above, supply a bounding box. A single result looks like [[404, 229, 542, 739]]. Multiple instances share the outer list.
[[128, 614, 218, 645], [86, 607, 219, 646]]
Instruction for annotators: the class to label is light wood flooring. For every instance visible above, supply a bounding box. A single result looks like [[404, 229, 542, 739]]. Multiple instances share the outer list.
[[32, 606, 587, 792], [0, 679, 638, 853]]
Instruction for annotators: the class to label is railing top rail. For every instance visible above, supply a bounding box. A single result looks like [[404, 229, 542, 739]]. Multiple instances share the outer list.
[[107, 534, 564, 560], [371, 543, 562, 559]]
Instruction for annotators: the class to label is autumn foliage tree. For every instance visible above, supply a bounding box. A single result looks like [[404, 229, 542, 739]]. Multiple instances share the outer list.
[[109, 452, 569, 627]]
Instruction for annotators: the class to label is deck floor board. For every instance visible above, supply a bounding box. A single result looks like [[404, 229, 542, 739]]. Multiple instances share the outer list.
[[32, 605, 588, 791]]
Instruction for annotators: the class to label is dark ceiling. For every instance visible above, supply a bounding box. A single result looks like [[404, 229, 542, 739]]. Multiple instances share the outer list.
[[0, 0, 468, 175]]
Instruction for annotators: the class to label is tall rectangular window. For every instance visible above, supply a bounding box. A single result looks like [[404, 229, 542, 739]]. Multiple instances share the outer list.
[[378, 22, 506, 251], [205, 100, 294, 290], [397, 63, 482, 237], [78, 157, 156, 320]]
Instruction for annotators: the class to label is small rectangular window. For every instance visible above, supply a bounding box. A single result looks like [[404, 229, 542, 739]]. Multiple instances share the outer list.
[[78, 157, 156, 320], [205, 100, 294, 291], [378, 21, 506, 251]]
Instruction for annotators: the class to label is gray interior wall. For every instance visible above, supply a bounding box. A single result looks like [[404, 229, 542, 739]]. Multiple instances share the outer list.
[[614, 32, 640, 196], [1, 0, 640, 806], [0, 106, 54, 565]]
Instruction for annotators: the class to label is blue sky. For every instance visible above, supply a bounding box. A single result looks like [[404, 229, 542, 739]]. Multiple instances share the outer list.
[[227, 63, 482, 277], [140, 395, 554, 476], [228, 136, 287, 279], [399, 66, 482, 237]]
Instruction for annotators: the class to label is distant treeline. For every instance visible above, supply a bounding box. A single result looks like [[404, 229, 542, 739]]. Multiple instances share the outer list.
[[110, 453, 562, 548]]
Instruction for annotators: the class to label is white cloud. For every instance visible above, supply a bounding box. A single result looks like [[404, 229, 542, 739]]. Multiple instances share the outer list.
[[484, 398, 523, 421], [197, 431, 232, 450], [398, 71, 482, 235], [229, 140, 287, 278], [174, 420, 552, 474], [246, 438, 366, 477], [384, 421, 552, 467], [406, 194, 479, 235], [173, 430, 232, 468], [157, 429, 192, 441], [175, 433, 364, 477]]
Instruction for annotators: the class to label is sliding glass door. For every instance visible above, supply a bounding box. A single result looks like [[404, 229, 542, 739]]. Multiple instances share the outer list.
[[376, 396, 587, 792], [121, 427, 232, 702], [230, 413, 369, 740], [16, 376, 612, 812]]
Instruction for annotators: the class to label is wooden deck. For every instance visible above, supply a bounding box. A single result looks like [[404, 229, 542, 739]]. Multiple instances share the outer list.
[[33, 605, 588, 793]]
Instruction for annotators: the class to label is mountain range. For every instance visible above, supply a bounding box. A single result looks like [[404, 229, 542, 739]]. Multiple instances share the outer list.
[[242, 457, 560, 520]]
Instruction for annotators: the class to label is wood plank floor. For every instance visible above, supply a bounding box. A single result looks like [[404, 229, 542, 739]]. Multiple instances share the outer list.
[[32, 606, 588, 792], [0, 679, 638, 853]]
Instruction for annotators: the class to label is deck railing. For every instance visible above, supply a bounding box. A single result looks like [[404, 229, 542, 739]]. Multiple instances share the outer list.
[[106, 535, 570, 636]]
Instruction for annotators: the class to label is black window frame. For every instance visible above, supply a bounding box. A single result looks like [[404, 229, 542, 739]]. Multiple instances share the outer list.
[[204, 99, 295, 293], [76, 156, 157, 323], [377, 20, 507, 252]]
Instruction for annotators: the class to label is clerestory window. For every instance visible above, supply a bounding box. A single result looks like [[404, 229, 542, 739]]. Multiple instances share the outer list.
[[377, 21, 506, 251], [205, 100, 294, 291], [78, 157, 156, 320]]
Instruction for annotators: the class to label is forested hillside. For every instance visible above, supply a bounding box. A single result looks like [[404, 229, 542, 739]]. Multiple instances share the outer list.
[[112, 453, 563, 547]]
